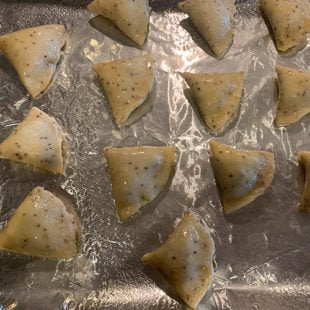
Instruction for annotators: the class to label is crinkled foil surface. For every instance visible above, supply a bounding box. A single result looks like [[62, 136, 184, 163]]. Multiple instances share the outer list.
[[0, 0, 310, 309]]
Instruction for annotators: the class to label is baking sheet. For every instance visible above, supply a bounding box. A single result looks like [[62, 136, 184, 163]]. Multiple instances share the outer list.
[[0, 0, 310, 309]]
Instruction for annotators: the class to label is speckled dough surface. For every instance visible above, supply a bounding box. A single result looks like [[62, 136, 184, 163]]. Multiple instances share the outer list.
[[0, 187, 81, 259], [0, 1, 310, 309]]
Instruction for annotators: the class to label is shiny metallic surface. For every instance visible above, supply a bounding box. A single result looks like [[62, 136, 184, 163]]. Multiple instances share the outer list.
[[0, 1, 310, 309]]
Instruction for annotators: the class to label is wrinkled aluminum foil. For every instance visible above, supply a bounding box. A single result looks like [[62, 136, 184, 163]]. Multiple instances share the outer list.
[[0, 1, 310, 309]]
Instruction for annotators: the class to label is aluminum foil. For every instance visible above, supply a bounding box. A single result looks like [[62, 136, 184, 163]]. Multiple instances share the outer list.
[[0, 0, 310, 309]]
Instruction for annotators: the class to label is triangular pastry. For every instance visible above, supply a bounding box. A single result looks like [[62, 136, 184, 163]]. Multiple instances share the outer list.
[[104, 146, 176, 221], [178, 0, 236, 58], [183, 71, 244, 133], [87, 0, 149, 46], [260, 0, 310, 52], [93, 54, 155, 125], [0, 107, 65, 174], [298, 151, 310, 212], [275, 65, 310, 127], [0, 187, 81, 259], [209, 140, 275, 214], [142, 211, 215, 309], [0, 24, 66, 98]]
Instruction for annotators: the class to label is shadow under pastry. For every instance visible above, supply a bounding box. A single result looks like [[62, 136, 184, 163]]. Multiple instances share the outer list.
[[89, 15, 146, 49], [223, 195, 270, 225]]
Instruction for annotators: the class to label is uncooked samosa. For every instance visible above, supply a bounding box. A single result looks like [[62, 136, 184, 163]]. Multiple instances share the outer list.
[[104, 146, 176, 221], [142, 211, 215, 309], [0, 107, 66, 173], [0, 187, 81, 259], [209, 140, 275, 214], [260, 0, 310, 52], [298, 151, 310, 212], [275, 65, 310, 126], [87, 0, 149, 46], [0, 24, 66, 98], [178, 0, 236, 58], [93, 54, 155, 125], [183, 71, 244, 133]]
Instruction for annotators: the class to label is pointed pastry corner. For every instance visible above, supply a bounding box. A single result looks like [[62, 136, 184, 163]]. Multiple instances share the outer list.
[[298, 151, 310, 212], [259, 0, 310, 53], [104, 145, 176, 221], [0, 187, 81, 259], [209, 140, 275, 214], [87, 0, 149, 46], [275, 65, 310, 127], [142, 211, 215, 308], [178, 0, 236, 58], [0, 24, 66, 98], [0, 107, 66, 174], [93, 54, 155, 125], [183, 71, 244, 133]]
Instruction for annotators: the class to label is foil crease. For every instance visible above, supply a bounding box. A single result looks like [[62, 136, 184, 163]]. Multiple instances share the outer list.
[[0, 0, 310, 309]]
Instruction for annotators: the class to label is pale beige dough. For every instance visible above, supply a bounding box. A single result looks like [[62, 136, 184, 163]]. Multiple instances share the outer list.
[[104, 146, 176, 221], [0, 187, 81, 259], [143, 211, 215, 309], [209, 140, 275, 214], [275, 65, 310, 127], [298, 151, 310, 212], [0, 107, 66, 174], [183, 71, 244, 133], [87, 0, 149, 46], [260, 0, 310, 52], [93, 54, 155, 126], [178, 0, 236, 58]]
